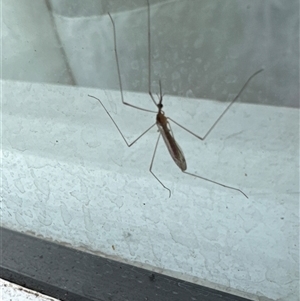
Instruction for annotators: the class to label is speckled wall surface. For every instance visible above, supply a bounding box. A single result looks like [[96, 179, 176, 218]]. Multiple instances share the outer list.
[[1, 279, 59, 301]]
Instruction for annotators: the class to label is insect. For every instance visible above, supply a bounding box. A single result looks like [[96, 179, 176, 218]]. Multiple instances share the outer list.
[[88, 0, 263, 198]]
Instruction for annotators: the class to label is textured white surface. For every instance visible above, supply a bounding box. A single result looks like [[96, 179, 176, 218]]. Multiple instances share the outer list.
[[1, 279, 59, 301], [2, 79, 299, 301]]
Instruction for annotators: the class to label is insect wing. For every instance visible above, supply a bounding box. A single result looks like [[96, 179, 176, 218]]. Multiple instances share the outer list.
[[157, 122, 187, 171]]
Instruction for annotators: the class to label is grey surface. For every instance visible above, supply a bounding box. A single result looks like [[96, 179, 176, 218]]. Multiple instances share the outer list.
[[1, 227, 252, 301], [48, 0, 165, 16]]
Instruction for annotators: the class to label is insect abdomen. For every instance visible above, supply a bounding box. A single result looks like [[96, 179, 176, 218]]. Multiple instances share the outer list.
[[157, 122, 187, 171]]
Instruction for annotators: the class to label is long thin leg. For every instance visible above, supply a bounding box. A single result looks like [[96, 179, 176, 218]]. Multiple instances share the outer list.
[[146, 0, 158, 106], [168, 69, 264, 141], [183, 171, 248, 198], [163, 119, 247, 197], [149, 134, 172, 197], [88, 94, 156, 147], [108, 12, 156, 114]]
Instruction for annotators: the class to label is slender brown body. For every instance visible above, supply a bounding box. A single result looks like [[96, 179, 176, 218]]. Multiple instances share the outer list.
[[156, 111, 187, 171]]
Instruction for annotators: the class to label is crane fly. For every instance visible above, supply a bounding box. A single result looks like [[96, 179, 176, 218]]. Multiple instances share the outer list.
[[88, 0, 263, 198]]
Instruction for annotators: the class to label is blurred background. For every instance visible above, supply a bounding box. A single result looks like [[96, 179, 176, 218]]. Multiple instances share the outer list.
[[3, 0, 299, 107]]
